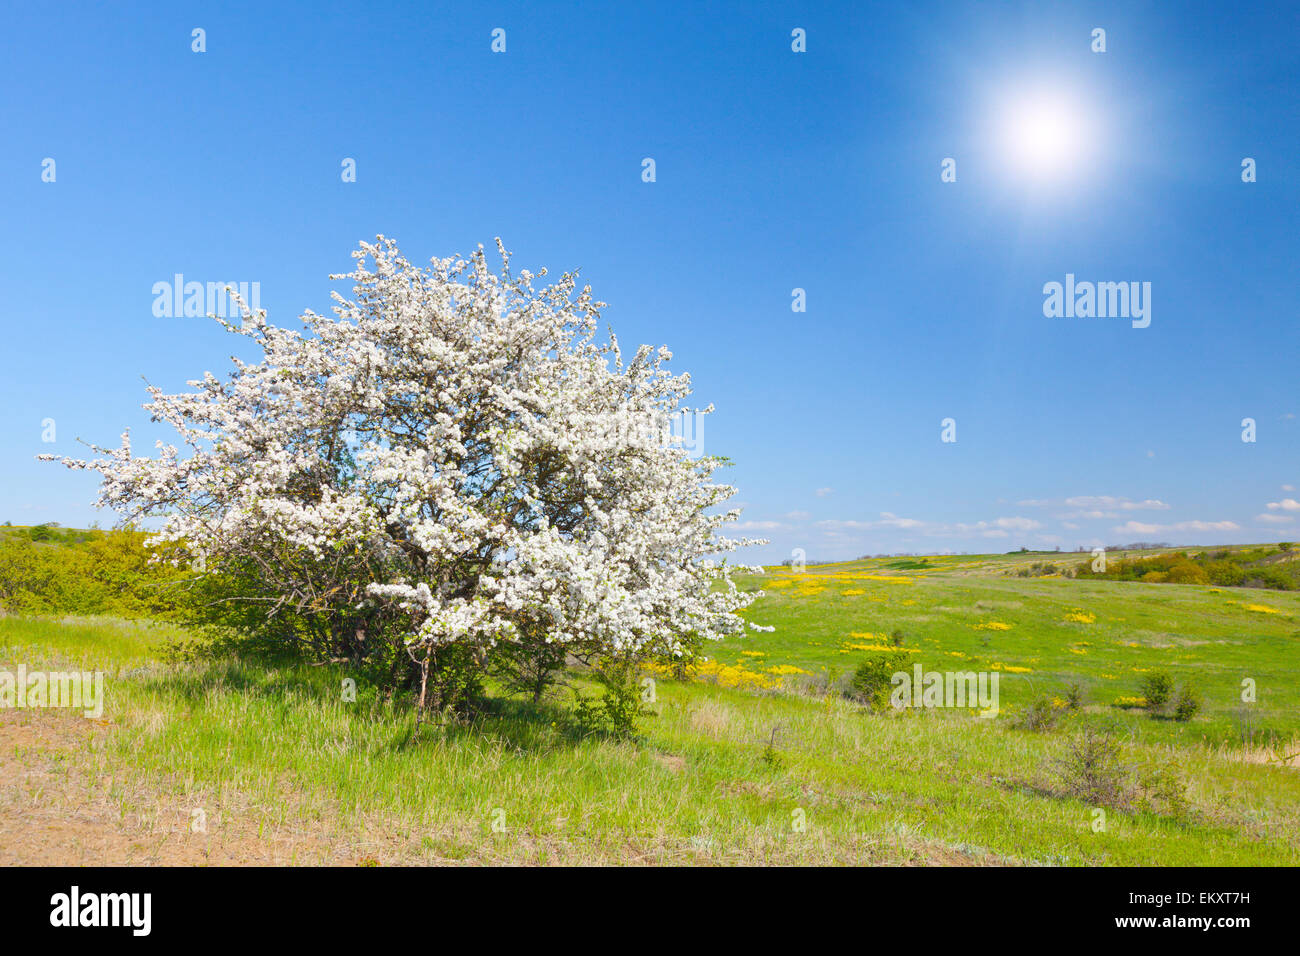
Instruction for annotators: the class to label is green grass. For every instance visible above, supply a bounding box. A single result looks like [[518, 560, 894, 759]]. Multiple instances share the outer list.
[[0, 614, 183, 667], [3, 561, 1299, 864], [717, 555, 1300, 748]]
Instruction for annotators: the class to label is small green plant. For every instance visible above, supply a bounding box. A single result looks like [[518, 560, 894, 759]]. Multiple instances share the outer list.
[[889, 628, 905, 647], [1013, 695, 1061, 732], [1172, 684, 1201, 722], [1134, 762, 1190, 818], [572, 658, 649, 739], [1139, 671, 1174, 711], [848, 651, 910, 708], [1063, 680, 1085, 710], [762, 724, 785, 770], [1055, 726, 1127, 807]]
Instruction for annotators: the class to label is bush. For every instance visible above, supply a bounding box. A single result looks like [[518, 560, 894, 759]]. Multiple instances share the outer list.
[[490, 625, 569, 703], [1172, 684, 1201, 722], [1165, 561, 1208, 585], [1014, 561, 1058, 578], [572, 658, 650, 738], [0, 528, 189, 617], [41, 238, 764, 720], [1055, 728, 1190, 817], [426, 643, 486, 717], [1077, 546, 1293, 591], [1063, 680, 1085, 710], [848, 651, 910, 708], [1134, 763, 1190, 817], [1014, 695, 1062, 732], [1055, 726, 1127, 806], [1139, 671, 1174, 710]]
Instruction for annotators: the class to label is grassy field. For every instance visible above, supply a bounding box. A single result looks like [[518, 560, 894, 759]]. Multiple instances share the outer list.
[[2, 549, 1298, 866], [717, 552, 1300, 747]]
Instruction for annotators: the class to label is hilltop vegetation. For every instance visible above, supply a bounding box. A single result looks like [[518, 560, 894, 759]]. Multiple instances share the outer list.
[[0, 524, 189, 617], [1076, 544, 1299, 590]]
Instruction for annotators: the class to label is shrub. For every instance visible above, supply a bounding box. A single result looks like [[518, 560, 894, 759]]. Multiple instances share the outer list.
[[1205, 560, 1247, 586], [40, 238, 765, 715], [1077, 545, 1291, 591], [848, 651, 910, 708], [1063, 680, 1085, 710], [422, 643, 487, 718], [490, 625, 569, 703], [1138, 671, 1174, 711], [0, 528, 189, 617], [1055, 727, 1127, 807], [572, 658, 649, 739], [1014, 695, 1062, 732], [1172, 684, 1201, 722], [1134, 762, 1191, 818], [761, 725, 785, 770], [1165, 561, 1208, 585]]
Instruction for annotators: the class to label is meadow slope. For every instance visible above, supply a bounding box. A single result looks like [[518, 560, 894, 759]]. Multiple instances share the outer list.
[[1, 550, 1297, 866]]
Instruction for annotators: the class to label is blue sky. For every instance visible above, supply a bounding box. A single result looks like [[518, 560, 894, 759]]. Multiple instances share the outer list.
[[2, 0, 1297, 563]]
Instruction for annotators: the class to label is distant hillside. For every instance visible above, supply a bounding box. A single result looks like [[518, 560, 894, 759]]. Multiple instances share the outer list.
[[1076, 544, 1299, 591]]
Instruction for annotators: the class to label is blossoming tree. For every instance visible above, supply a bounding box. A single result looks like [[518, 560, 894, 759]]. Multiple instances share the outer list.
[[44, 238, 765, 713]]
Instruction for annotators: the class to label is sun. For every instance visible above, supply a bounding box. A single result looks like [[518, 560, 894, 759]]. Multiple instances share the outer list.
[[997, 90, 1092, 181], [1009, 101, 1074, 166]]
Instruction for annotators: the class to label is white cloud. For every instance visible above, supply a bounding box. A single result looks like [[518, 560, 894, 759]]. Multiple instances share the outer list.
[[1267, 498, 1300, 512], [1065, 495, 1169, 511], [782, 510, 811, 521], [991, 516, 1042, 531], [1025, 496, 1169, 519], [1113, 519, 1240, 535], [815, 487, 833, 498], [816, 513, 924, 531], [816, 519, 866, 531], [878, 511, 927, 529], [1257, 514, 1295, 525], [816, 513, 1039, 537], [1113, 521, 1162, 535]]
